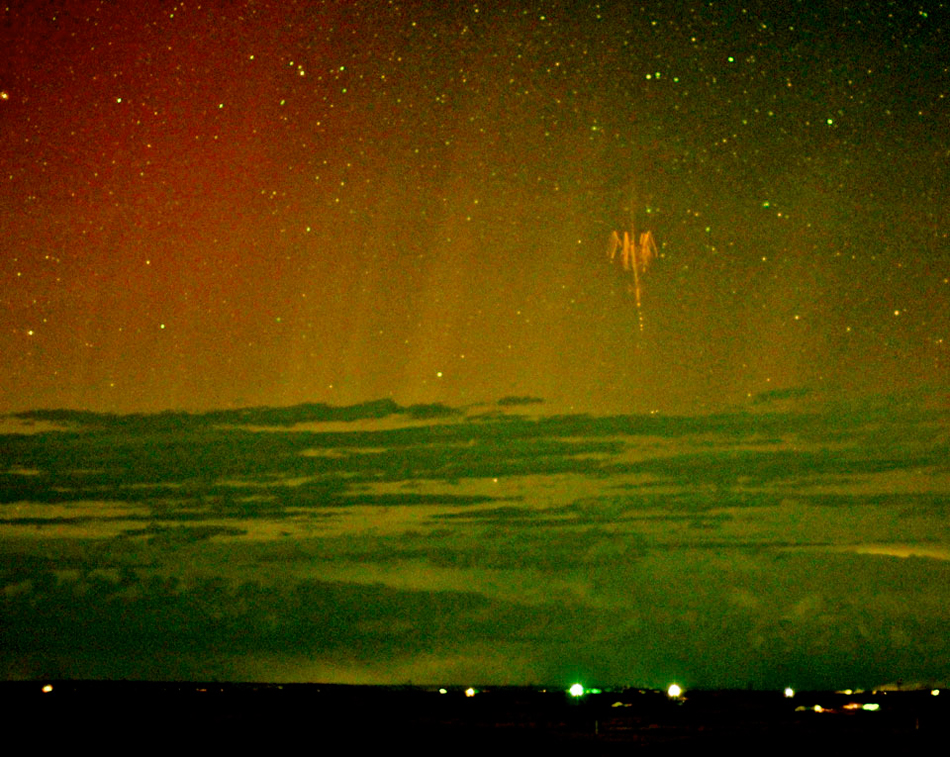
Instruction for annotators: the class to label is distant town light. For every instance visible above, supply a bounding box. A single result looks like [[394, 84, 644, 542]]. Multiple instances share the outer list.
[[784, 687, 795, 698], [41, 684, 53, 693], [862, 703, 880, 711], [464, 687, 476, 698], [569, 683, 585, 697], [932, 689, 940, 696], [667, 684, 682, 698], [438, 688, 447, 694]]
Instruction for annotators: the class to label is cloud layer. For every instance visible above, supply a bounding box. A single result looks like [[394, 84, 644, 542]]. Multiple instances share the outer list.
[[2, 392, 948, 688]]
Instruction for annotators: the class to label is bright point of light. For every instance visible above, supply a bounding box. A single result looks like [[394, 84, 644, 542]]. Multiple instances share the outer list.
[[464, 687, 476, 698], [0, 91, 9, 100], [667, 684, 682, 698], [41, 685, 53, 693], [784, 687, 795, 698], [932, 689, 940, 696], [862, 703, 880, 711], [826, 118, 834, 125], [438, 688, 447, 694], [569, 683, 584, 697], [813, 705, 824, 713]]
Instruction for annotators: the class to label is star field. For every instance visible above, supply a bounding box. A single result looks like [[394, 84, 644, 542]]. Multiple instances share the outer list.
[[1, 0, 947, 413]]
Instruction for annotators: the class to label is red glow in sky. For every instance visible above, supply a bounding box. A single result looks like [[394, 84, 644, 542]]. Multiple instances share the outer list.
[[2, 1, 946, 413]]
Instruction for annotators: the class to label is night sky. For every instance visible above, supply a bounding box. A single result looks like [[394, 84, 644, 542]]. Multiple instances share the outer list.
[[1, 1, 948, 689]]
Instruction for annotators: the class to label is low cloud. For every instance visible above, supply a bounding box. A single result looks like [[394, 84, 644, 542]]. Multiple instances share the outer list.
[[2, 392, 948, 688]]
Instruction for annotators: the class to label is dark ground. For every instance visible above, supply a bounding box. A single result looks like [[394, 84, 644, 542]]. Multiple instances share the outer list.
[[4, 682, 946, 750]]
